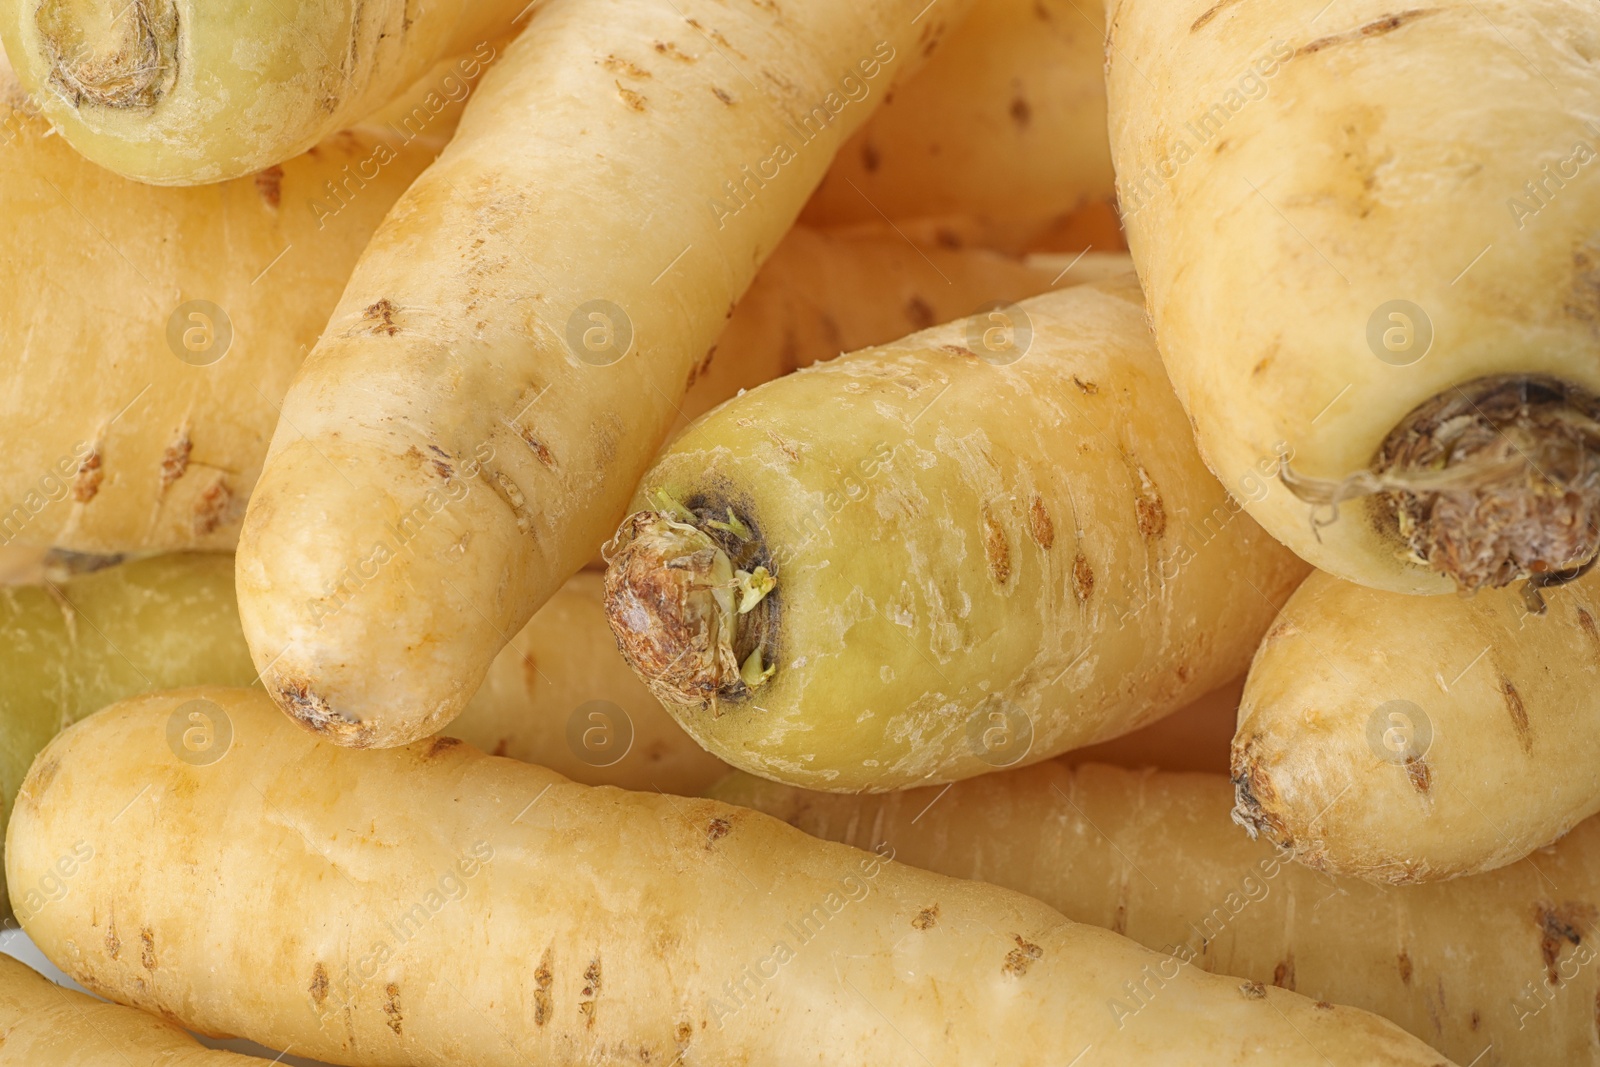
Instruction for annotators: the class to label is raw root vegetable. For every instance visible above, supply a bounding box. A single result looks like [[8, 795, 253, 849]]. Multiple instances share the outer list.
[[453, 571, 728, 795], [713, 760, 1600, 1067], [602, 277, 1309, 792], [0, 551, 719, 799], [0, 60, 441, 556], [803, 0, 1115, 242], [1232, 567, 1600, 884], [0, 0, 522, 184], [236, 0, 971, 749], [9, 687, 1456, 1067], [679, 225, 1066, 428], [1106, 0, 1600, 598], [0, 553, 253, 915], [0, 954, 256, 1065]]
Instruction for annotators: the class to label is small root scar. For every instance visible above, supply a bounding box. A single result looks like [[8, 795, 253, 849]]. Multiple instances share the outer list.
[[982, 508, 1012, 586], [579, 956, 602, 1028], [1501, 677, 1533, 754], [1134, 466, 1166, 540], [912, 904, 940, 930], [364, 299, 400, 335], [1002, 936, 1042, 977], [160, 430, 191, 490], [1537, 902, 1597, 984], [1028, 496, 1054, 550], [310, 963, 329, 1006], [616, 81, 647, 111], [1404, 754, 1431, 794], [384, 983, 402, 1034], [705, 817, 731, 847], [139, 928, 156, 971], [1071, 552, 1095, 602], [534, 947, 554, 1026]]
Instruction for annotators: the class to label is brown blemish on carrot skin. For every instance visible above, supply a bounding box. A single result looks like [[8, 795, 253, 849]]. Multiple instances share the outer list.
[[1028, 497, 1054, 550], [1111, 901, 1127, 935], [1134, 468, 1166, 540], [534, 948, 554, 1025], [1190, 0, 1242, 33], [160, 431, 190, 490], [427, 443, 454, 480], [1404, 754, 1432, 794], [1239, 980, 1267, 999], [519, 429, 556, 470], [705, 818, 732, 846], [1397, 949, 1413, 985], [1501, 678, 1533, 754], [1072, 376, 1098, 395], [862, 141, 881, 173], [941, 344, 978, 359], [424, 736, 462, 758], [1579, 607, 1600, 664], [383, 983, 402, 1034], [602, 55, 650, 78], [1002, 936, 1043, 977], [105, 917, 120, 961], [255, 165, 284, 208], [1470, 1010, 1480, 1031], [364, 299, 400, 335], [711, 87, 733, 105], [139, 929, 156, 971], [912, 904, 940, 930], [193, 477, 233, 536], [310, 963, 329, 1007], [1072, 553, 1095, 601], [579, 957, 602, 1027], [653, 40, 694, 62], [74, 450, 103, 502], [1009, 97, 1031, 128], [1251, 355, 1273, 377], [686, 19, 737, 54], [983, 510, 1012, 585], [675, 1020, 694, 1044], [1537, 902, 1597, 984], [1272, 953, 1295, 991], [1315, 1000, 1334, 1010], [615, 81, 647, 111], [1295, 9, 1441, 57], [906, 295, 935, 330]]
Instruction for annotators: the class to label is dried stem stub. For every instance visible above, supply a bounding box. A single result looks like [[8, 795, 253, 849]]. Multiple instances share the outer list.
[[1280, 375, 1600, 605], [602, 492, 777, 712]]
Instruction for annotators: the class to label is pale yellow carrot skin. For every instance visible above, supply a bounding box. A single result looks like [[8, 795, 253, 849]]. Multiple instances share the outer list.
[[714, 760, 1600, 1067], [0, 954, 256, 1065], [605, 276, 1309, 791], [0, 0, 527, 184], [236, 0, 974, 749], [0, 59, 442, 556], [678, 225, 1083, 427], [1233, 567, 1600, 884], [804, 0, 1115, 244], [1106, 0, 1600, 594], [9, 687, 1455, 1066]]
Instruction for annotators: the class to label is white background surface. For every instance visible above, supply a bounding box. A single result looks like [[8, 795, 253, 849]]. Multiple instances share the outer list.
[[1, 927, 341, 1065]]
